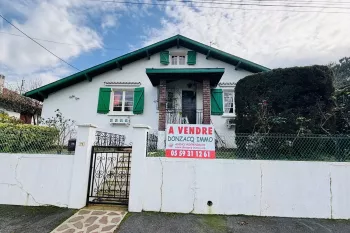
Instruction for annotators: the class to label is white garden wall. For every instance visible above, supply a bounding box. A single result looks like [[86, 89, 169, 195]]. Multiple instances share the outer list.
[[0, 154, 74, 207], [0, 124, 97, 209], [136, 158, 350, 219]]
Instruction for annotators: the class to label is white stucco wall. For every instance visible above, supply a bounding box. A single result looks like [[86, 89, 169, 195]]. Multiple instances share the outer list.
[[41, 47, 251, 144], [138, 158, 350, 219], [0, 154, 74, 207], [0, 107, 20, 118]]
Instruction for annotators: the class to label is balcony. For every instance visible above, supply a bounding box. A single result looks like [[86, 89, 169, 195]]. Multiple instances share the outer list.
[[165, 109, 203, 124]]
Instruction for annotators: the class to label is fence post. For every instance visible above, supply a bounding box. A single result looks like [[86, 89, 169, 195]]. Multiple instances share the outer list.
[[68, 124, 97, 209], [129, 124, 151, 212]]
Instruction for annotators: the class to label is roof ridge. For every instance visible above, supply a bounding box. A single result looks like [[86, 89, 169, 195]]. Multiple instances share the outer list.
[[25, 35, 270, 101]]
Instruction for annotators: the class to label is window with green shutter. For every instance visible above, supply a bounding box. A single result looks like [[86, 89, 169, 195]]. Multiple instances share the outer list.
[[97, 88, 111, 114], [187, 51, 196, 65], [211, 89, 223, 115], [133, 87, 144, 114], [160, 51, 169, 65]]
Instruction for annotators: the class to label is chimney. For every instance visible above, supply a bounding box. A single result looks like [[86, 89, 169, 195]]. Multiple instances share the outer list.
[[0, 74, 4, 95]]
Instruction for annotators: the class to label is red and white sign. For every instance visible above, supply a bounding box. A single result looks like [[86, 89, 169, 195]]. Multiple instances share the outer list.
[[165, 124, 216, 159]]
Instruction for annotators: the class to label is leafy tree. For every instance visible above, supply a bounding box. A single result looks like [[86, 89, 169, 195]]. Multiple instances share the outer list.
[[329, 57, 350, 89], [41, 109, 76, 153]]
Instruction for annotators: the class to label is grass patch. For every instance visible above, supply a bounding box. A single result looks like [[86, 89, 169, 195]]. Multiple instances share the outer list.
[[202, 215, 228, 232], [120, 212, 132, 225]]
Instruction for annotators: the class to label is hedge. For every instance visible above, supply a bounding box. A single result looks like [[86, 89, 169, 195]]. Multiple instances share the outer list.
[[235, 65, 335, 134], [0, 123, 59, 153]]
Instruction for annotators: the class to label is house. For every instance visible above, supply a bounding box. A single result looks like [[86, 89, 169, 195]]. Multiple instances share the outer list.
[[0, 75, 42, 124], [25, 35, 269, 148]]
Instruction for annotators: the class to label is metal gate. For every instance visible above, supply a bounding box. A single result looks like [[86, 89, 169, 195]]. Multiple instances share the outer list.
[[87, 145, 132, 205]]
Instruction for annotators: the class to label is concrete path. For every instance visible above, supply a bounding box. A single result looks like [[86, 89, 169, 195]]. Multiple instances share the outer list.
[[117, 212, 350, 233], [0, 205, 75, 233], [51, 205, 127, 233]]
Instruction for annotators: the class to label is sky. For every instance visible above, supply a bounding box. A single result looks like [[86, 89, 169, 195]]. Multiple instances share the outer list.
[[0, 0, 350, 89]]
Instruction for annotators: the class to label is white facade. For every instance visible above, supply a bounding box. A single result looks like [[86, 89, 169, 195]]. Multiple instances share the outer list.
[[41, 47, 252, 144]]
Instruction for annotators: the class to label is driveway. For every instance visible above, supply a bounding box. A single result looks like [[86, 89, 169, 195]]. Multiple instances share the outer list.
[[0, 205, 76, 233], [117, 212, 350, 233]]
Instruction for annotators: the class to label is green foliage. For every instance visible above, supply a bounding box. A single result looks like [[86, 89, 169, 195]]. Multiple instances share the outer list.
[[41, 109, 76, 153], [0, 123, 59, 153], [235, 65, 335, 134], [0, 111, 23, 124], [334, 86, 350, 134], [329, 57, 350, 89]]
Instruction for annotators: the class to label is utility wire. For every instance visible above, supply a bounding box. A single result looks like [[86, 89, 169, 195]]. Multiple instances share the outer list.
[[0, 14, 81, 71], [89, 0, 350, 14], [160, 0, 350, 10], [175, 0, 350, 5], [0, 31, 125, 51]]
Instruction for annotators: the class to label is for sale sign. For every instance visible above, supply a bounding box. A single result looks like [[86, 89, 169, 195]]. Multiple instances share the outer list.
[[165, 124, 216, 159]]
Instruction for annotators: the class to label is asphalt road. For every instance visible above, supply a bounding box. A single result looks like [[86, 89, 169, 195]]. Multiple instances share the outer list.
[[117, 212, 350, 233], [0, 205, 76, 233]]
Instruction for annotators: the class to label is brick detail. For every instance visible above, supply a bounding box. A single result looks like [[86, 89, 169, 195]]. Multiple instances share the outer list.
[[202, 79, 211, 124], [158, 79, 167, 131]]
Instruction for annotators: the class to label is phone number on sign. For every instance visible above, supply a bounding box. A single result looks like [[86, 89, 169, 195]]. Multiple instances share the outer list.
[[165, 149, 216, 159]]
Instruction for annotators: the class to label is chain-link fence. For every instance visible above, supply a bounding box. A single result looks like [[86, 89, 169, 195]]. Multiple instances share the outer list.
[[0, 131, 73, 155], [146, 132, 350, 162]]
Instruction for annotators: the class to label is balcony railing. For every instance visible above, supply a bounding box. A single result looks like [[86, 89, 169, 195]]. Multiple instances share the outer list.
[[165, 109, 203, 124]]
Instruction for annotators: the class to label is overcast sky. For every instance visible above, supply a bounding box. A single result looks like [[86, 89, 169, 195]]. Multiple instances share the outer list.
[[1, 0, 350, 87]]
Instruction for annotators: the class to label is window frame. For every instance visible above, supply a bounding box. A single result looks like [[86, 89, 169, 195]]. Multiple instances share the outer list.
[[109, 88, 134, 115], [169, 53, 187, 66], [222, 89, 235, 117]]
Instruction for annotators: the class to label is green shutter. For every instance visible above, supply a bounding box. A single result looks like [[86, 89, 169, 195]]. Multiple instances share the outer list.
[[160, 51, 169, 65], [187, 51, 196, 65], [133, 87, 144, 114], [211, 89, 223, 115], [97, 88, 111, 114]]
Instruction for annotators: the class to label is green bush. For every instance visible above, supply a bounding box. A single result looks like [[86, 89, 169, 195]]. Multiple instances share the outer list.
[[235, 65, 335, 134], [0, 123, 59, 153], [0, 111, 23, 124]]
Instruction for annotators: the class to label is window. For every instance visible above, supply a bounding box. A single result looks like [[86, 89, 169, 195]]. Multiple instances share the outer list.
[[223, 90, 234, 114], [179, 56, 185, 65], [166, 91, 174, 109], [170, 55, 186, 65], [112, 90, 134, 112], [171, 56, 178, 65]]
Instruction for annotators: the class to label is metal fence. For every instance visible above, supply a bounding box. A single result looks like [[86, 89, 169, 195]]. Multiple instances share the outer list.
[[94, 131, 126, 147], [146, 133, 350, 162]]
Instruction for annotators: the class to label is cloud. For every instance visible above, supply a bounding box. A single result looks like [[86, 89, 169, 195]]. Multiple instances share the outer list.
[[101, 14, 119, 30], [0, 0, 129, 85], [143, 1, 350, 68]]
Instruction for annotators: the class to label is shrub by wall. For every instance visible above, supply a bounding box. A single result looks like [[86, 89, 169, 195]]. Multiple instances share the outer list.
[[235, 65, 335, 134], [0, 123, 59, 153]]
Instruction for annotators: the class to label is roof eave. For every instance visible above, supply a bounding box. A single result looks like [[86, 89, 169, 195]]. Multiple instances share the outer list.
[[25, 35, 269, 100]]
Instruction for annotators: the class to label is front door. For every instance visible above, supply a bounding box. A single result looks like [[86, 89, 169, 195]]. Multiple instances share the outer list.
[[182, 90, 196, 124]]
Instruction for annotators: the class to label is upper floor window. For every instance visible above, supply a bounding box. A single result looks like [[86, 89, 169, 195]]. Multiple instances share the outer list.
[[113, 89, 134, 112], [170, 55, 186, 65]]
